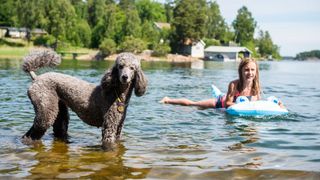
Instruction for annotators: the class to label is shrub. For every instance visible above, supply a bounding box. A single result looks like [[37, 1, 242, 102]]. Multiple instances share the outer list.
[[0, 38, 25, 47], [33, 35, 55, 47], [99, 38, 117, 57], [203, 38, 220, 47], [69, 20, 92, 47], [118, 36, 147, 53], [152, 43, 171, 57]]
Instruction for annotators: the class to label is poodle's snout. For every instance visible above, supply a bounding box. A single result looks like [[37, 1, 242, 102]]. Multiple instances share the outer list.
[[121, 74, 129, 82]]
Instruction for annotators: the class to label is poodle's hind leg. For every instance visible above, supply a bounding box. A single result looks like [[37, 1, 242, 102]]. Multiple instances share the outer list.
[[53, 101, 69, 140], [23, 90, 60, 141]]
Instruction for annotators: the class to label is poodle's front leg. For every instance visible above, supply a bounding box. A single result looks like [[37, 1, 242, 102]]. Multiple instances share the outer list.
[[101, 108, 124, 151]]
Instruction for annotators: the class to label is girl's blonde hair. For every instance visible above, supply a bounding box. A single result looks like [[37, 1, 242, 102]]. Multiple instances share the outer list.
[[237, 58, 261, 96]]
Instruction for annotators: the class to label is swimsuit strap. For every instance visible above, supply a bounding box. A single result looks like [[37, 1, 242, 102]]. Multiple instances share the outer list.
[[233, 91, 241, 102]]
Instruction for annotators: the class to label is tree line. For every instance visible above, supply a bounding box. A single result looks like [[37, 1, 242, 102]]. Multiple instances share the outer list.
[[0, 0, 280, 59], [296, 50, 320, 60]]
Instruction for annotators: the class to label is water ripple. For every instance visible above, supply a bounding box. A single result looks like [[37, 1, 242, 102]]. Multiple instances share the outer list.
[[1, 59, 320, 178]]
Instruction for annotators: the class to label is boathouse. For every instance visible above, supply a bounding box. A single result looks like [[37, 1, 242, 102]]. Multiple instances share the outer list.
[[204, 46, 252, 61]]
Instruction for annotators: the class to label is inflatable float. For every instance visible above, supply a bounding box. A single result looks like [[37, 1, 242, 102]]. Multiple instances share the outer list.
[[211, 85, 288, 116]]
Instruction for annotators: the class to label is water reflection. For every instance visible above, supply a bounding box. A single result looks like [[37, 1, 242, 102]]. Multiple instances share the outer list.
[[147, 168, 320, 179], [226, 122, 259, 152], [191, 60, 204, 69], [221, 117, 262, 169], [27, 140, 151, 179], [0, 58, 22, 70]]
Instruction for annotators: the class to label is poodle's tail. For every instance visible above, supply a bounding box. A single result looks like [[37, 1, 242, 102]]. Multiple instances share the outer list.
[[22, 49, 61, 80]]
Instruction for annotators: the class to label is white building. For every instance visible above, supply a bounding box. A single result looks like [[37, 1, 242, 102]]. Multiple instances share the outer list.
[[204, 46, 252, 61], [7, 27, 23, 38], [0, 27, 7, 38], [180, 40, 206, 58]]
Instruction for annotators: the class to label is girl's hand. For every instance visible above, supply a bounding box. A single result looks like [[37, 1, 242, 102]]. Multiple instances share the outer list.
[[278, 100, 286, 109]]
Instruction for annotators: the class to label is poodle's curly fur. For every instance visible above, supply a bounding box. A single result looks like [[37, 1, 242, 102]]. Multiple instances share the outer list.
[[22, 49, 147, 150]]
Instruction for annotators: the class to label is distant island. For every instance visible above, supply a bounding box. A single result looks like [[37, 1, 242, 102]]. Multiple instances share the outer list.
[[295, 50, 320, 60]]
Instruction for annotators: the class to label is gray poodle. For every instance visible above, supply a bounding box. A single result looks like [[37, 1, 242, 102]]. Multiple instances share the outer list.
[[22, 49, 147, 150]]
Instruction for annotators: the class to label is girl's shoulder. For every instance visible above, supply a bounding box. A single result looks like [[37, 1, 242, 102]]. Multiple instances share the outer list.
[[229, 79, 239, 87], [228, 79, 239, 93]]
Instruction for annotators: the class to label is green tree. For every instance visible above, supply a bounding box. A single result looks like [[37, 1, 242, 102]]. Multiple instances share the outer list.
[[164, 0, 174, 23], [91, 22, 105, 48], [103, 4, 126, 44], [136, 0, 167, 23], [33, 34, 55, 46], [271, 44, 281, 60], [0, 0, 16, 26], [206, 1, 229, 44], [42, 0, 78, 49], [140, 20, 160, 48], [99, 38, 117, 57], [119, 0, 135, 9], [296, 50, 320, 60], [123, 9, 142, 38], [257, 30, 281, 59], [71, 0, 89, 20], [203, 38, 221, 47], [172, 0, 207, 49], [87, 0, 108, 28], [118, 36, 147, 53], [152, 43, 171, 57], [16, 0, 42, 42], [232, 6, 256, 45], [257, 30, 273, 57], [70, 19, 92, 47], [91, 4, 125, 48], [117, 0, 142, 39]]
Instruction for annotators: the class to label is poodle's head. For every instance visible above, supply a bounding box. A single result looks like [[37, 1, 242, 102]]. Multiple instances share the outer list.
[[115, 52, 141, 84], [101, 53, 147, 96]]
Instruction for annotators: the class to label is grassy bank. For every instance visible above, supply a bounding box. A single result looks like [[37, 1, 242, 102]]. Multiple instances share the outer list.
[[0, 38, 33, 59], [0, 46, 97, 60], [0, 38, 96, 60], [0, 46, 32, 59], [0, 38, 195, 62]]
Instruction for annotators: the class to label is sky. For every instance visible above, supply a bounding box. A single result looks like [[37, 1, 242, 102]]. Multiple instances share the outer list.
[[158, 0, 320, 56], [214, 0, 320, 56]]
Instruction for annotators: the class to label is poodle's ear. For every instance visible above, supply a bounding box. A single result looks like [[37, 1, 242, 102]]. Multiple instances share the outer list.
[[101, 65, 118, 91], [134, 68, 147, 96]]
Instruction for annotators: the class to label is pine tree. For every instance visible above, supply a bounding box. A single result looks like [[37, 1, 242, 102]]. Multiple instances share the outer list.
[[206, 1, 229, 44], [43, 0, 78, 49], [232, 6, 256, 45], [172, 0, 207, 45]]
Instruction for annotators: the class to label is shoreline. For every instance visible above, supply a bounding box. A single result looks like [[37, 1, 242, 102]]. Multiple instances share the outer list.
[[0, 47, 202, 62], [1, 46, 289, 62]]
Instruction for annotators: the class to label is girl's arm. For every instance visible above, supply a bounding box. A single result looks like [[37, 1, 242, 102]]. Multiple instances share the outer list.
[[257, 89, 262, 100], [225, 81, 237, 108]]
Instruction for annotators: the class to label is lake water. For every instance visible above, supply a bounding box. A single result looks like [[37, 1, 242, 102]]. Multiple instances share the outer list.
[[0, 58, 319, 179]]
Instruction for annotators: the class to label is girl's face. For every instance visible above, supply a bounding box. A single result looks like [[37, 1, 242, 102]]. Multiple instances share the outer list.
[[241, 61, 257, 82]]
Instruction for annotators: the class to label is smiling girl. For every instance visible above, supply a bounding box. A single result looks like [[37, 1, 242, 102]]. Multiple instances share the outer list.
[[225, 58, 261, 107], [160, 58, 263, 109]]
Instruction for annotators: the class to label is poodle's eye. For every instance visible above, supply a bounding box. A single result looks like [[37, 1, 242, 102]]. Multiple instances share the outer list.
[[130, 66, 135, 70], [119, 65, 124, 69]]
